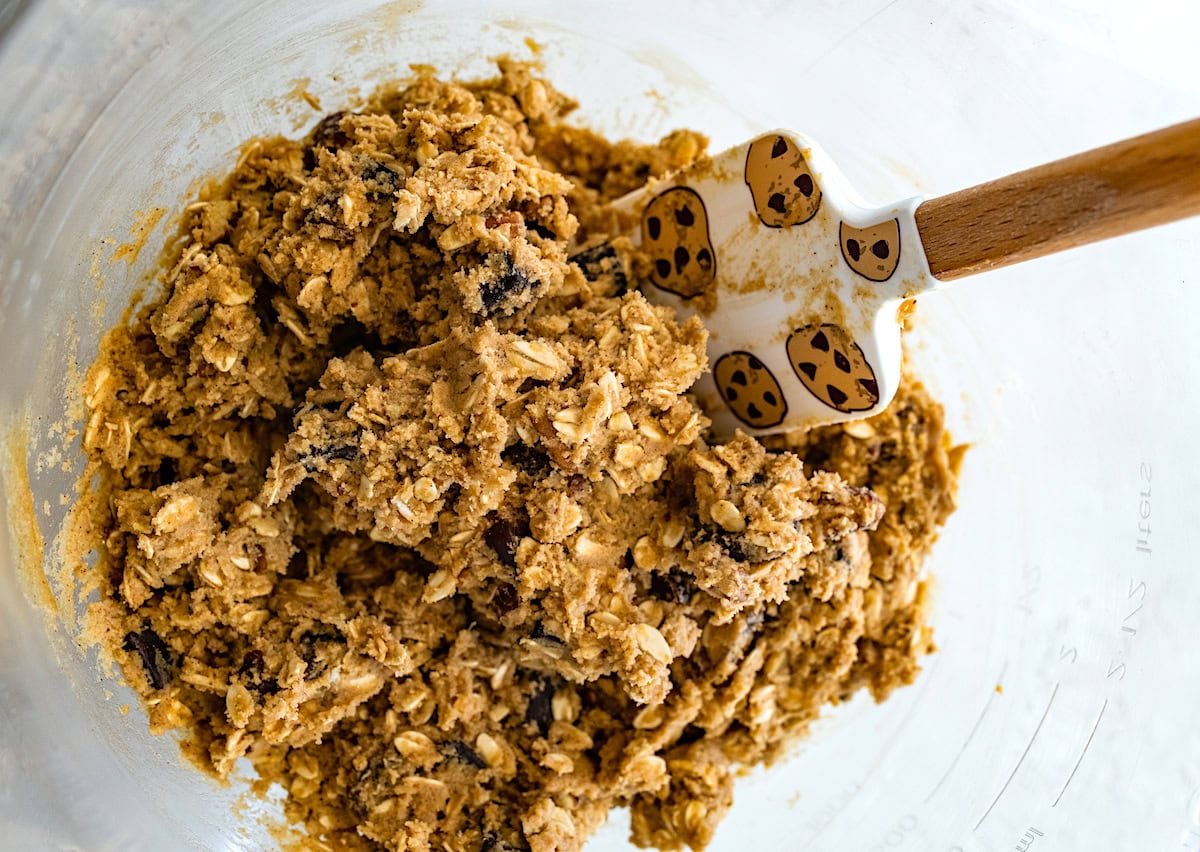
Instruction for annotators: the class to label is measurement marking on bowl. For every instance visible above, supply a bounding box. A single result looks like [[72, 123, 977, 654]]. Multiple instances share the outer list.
[[973, 682, 1060, 831], [924, 662, 1009, 804], [1051, 699, 1108, 807]]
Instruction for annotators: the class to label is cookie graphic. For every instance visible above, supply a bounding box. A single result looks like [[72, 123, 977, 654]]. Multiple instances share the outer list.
[[786, 324, 879, 413], [713, 351, 788, 429], [641, 187, 717, 299], [840, 219, 901, 282], [744, 134, 822, 227]]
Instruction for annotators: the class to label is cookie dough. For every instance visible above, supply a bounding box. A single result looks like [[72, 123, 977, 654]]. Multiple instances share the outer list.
[[76, 61, 962, 852]]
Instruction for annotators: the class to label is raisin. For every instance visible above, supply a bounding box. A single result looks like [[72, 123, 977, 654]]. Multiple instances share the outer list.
[[123, 628, 173, 690], [238, 649, 280, 695], [710, 526, 747, 562], [650, 567, 696, 605], [442, 739, 486, 769], [298, 630, 340, 680], [479, 253, 539, 317], [484, 515, 523, 568], [493, 582, 519, 616], [482, 833, 530, 852], [501, 443, 552, 478], [309, 111, 352, 152], [569, 242, 628, 296], [296, 442, 359, 471], [529, 621, 564, 645], [239, 649, 265, 678], [526, 677, 555, 736], [565, 474, 589, 499], [361, 160, 400, 195]]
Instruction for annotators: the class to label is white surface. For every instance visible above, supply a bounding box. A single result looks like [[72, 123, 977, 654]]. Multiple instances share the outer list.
[[1, 1, 1199, 850]]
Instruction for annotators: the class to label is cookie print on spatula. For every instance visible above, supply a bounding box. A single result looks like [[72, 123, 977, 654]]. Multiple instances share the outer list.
[[592, 119, 1200, 435]]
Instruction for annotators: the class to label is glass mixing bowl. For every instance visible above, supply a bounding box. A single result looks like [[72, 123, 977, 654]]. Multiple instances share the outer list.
[[3, 1, 1199, 849]]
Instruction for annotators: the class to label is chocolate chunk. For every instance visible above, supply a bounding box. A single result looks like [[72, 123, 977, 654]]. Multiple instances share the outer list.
[[767, 192, 787, 214], [674, 205, 695, 227], [770, 136, 788, 158], [871, 239, 890, 259], [797, 361, 817, 380], [123, 628, 173, 690], [827, 385, 848, 406], [493, 582, 519, 616], [443, 739, 487, 769], [794, 173, 815, 196], [810, 330, 830, 351], [834, 350, 851, 372], [646, 216, 661, 240], [484, 515, 522, 568], [526, 677, 555, 735], [845, 238, 861, 262], [859, 378, 879, 398], [650, 567, 696, 605]]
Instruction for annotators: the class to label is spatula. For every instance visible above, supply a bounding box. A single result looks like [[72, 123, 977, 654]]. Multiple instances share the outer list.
[[576, 118, 1200, 436]]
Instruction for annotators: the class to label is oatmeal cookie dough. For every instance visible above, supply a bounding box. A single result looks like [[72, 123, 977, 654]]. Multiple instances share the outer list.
[[77, 61, 962, 852]]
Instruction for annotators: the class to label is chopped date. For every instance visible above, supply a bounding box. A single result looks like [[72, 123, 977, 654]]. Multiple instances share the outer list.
[[442, 739, 487, 769], [650, 567, 696, 605], [123, 628, 173, 690]]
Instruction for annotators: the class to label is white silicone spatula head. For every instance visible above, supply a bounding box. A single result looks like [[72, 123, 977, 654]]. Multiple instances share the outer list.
[[594, 119, 1200, 436]]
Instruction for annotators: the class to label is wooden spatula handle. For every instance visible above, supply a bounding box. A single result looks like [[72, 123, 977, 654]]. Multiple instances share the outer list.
[[915, 117, 1200, 281]]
